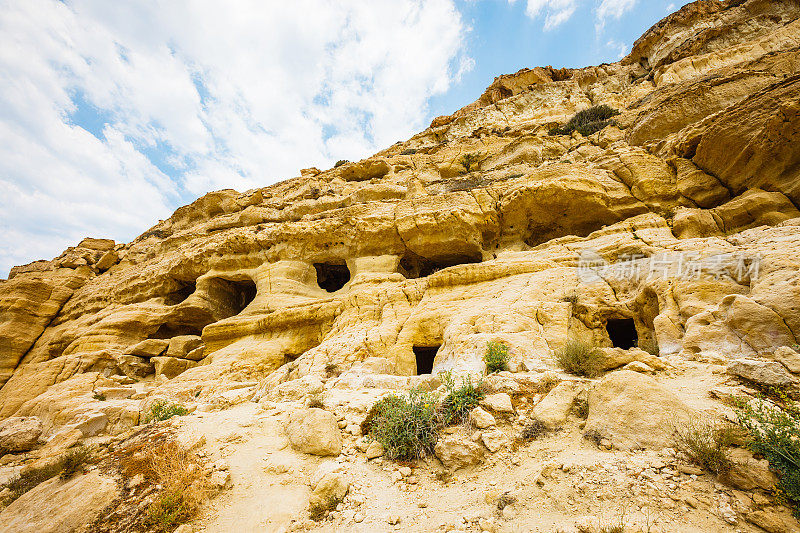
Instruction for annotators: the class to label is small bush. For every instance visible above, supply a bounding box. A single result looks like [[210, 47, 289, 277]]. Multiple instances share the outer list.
[[309, 495, 342, 521], [92, 391, 107, 401], [439, 371, 485, 425], [556, 339, 603, 377], [736, 399, 800, 516], [365, 389, 442, 460], [584, 429, 603, 446], [560, 292, 579, 305], [549, 105, 620, 136], [307, 392, 325, 409], [520, 419, 549, 441], [572, 397, 589, 419], [459, 152, 482, 173], [484, 341, 510, 374], [673, 419, 735, 476], [496, 492, 517, 510], [324, 361, 340, 377], [334, 159, 349, 168], [60, 446, 93, 479], [145, 399, 189, 423], [400, 148, 418, 155]]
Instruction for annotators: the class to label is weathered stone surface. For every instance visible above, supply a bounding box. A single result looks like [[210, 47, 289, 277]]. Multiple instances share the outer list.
[[584, 371, 694, 451], [128, 339, 168, 357], [284, 408, 342, 456], [723, 448, 778, 491], [727, 358, 798, 388], [0, 416, 43, 452], [481, 428, 510, 453], [309, 463, 349, 508], [531, 381, 582, 429], [365, 440, 384, 459], [773, 346, 800, 374], [481, 393, 514, 413], [468, 407, 495, 429], [152, 356, 197, 379], [0, 471, 119, 533], [165, 335, 204, 359], [434, 434, 485, 470]]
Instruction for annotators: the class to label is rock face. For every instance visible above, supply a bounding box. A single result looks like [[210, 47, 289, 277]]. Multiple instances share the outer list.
[[0, 0, 798, 461], [0, 472, 119, 533]]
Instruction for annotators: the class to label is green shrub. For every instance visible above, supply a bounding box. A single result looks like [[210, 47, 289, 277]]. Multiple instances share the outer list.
[[458, 152, 482, 173], [556, 338, 603, 377], [673, 419, 735, 476], [92, 391, 106, 401], [736, 399, 800, 516], [400, 148, 418, 155], [307, 392, 325, 409], [365, 389, 441, 460], [334, 159, 349, 168], [549, 105, 620, 136], [0, 461, 64, 504], [309, 495, 342, 521], [484, 341, 510, 374], [145, 399, 189, 423], [147, 488, 193, 527], [60, 446, 93, 479], [439, 371, 485, 425]]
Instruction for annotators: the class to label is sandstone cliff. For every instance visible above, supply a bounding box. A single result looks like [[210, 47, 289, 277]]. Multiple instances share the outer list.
[[1, 1, 800, 532]]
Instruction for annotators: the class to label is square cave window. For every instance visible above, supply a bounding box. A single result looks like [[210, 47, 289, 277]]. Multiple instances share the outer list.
[[313, 262, 351, 292], [413, 345, 439, 375], [606, 318, 638, 350]]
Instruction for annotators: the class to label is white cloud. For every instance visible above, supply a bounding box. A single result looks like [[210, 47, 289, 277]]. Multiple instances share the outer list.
[[596, 0, 637, 29], [0, 0, 470, 277], [521, 0, 580, 30], [605, 39, 630, 59]]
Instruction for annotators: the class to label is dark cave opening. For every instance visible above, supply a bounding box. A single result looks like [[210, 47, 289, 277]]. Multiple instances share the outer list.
[[399, 251, 482, 279], [606, 318, 638, 350], [222, 278, 257, 314], [163, 279, 197, 305], [413, 345, 440, 375], [313, 262, 351, 292], [151, 323, 204, 339], [205, 277, 258, 317]]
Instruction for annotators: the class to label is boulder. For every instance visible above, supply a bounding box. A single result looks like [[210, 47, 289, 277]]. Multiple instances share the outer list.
[[468, 407, 496, 429], [746, 507, 800, 533], [532, 381, 582, 429], [113, 354, 153, 377], [773, 346, 800, 374], [584, 370, 694, 450], [727, 358, 798, 388], [128, 339, 168, 358], [0, 416, 43, 452], [285, 408, 342, 456], [365, 440, 384, 459], [152, 356, 196, 379], [165, 335, 204, 359], [723, 447, 778, 491], [309, 463, 349, 508], [434, 434, 485, 470], [273, 375, 324, 401], [0, 471, 119, 533], [481, 393, 514, 413], [481, 428, 510, 452]]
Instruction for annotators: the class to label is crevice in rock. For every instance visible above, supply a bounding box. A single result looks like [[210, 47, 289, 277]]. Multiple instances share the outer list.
[[151, 323, 204, 339], [163, 279, 197, 305], [399, 251, 482, 279], [313, 262, 350, 292]]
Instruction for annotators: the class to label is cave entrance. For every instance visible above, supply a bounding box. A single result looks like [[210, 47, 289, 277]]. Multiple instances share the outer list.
[[151, 323, 204, 339], [207, 277, 258, 317], [399, 251, 482, 279], [164, 279, 196, 305], [413, 345, 439, 375], [606, 318, 638, 350], [314, 262, 350, 292]]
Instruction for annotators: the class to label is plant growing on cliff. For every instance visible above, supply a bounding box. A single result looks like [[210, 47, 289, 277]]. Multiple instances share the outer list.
[[334, 159, 349, 168], [60, 445, 94, 479], [365, 388, 441, 460], [439, 371, 485, 425], [556, 338, 603, 377], [549, 105, 620, 136], [736, 399, 800, 516], [484, 341, 510, 374], [145, 399, 189, 423], [673, 419, 735, 476], [459, 152, 482, 173]]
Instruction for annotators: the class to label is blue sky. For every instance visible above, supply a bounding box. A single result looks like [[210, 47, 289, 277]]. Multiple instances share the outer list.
[[0, 0, 679, 278]]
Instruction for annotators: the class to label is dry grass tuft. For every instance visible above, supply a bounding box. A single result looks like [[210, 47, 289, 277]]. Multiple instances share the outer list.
[[673, 418, 735, 476]]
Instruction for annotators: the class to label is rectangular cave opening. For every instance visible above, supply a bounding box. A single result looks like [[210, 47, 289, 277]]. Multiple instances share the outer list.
[[606, 318, 638, 350], [413, 345, 439, 375], [313, 262, 351, 292]]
